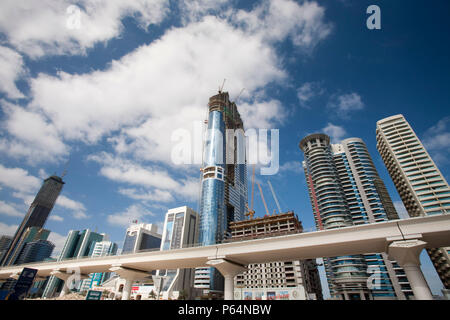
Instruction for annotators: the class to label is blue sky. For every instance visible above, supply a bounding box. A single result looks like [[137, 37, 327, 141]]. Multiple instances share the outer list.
[[0, 1, 449, 297]]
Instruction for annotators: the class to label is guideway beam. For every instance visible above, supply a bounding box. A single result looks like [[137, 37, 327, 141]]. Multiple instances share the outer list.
[[207, 258, 247, 300], [109, 265, 151, 300], [387, 239, 432, 300]]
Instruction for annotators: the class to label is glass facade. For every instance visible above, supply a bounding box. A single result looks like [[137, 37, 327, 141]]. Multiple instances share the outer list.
[[334, 139, 412, 299], [300, 134, 370, 300], [1, 175, 64, 266], [122, 233, 137, 254], [158, 207, 198, 298], [42, 229, 104, 298], [195, 92, 247, 294]]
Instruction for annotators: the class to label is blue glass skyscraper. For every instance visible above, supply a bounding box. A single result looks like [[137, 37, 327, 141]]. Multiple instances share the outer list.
[[194, 92, 247, 296]]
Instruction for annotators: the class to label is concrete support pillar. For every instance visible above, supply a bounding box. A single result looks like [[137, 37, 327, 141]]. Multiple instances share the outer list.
[[109, 265, 151, 301], [206, 258, 246, 300], [121, 277, 133, 301], [50, 269, 89, 298], [388, 239, 433, 300], [223, 274, 235, 301], [60, 283, 71, 297]]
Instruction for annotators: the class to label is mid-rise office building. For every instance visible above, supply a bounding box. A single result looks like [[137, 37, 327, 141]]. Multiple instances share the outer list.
[[195, 91, 248, 296], [376, 114, 450, 289], [121, 223, 161, 254], [1, 175, 64, 266], [42, 229, 105, 298], [0, 236, 12, 263], [227, 211, 323, 300], [14, 239, 54, 265], [157, 206, 199, 300], [4, 227, 51, 266], [0, 228, 53, 292]]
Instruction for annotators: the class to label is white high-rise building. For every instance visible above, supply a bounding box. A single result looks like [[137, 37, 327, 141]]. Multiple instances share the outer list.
[[376, 114, 450, 289], [157, 206, 199, 300], [121, 223, 161, 254]]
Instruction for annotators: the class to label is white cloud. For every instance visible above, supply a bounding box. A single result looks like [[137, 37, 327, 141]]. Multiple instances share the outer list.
[[0, 164, 41, 194], [278, 160, 302, 175], [328, 92, 364, 116], [118, 188, 174, 203], [88, 152, 199, 201], [47, 231, 68, 258], [423, 117, 450, 150], [0, 100, 69, 164], [296, 81, 324, 107], [322, 123, 347, 143], [107, 204, 155, 227], [49, 215, 64, 222], [0, 0, 170, 59], [178, 0, 228, 24], [239, 99, 287, 129], [0, 1, 332, 170], [55, 194, 89, 219], [422, 117, 450, 167], [0, 46, 26, 99], [0, 222, 18, 236], [28, 16, 285, 145], [233, 0, 332, 50], [0, 200, 24, 217]]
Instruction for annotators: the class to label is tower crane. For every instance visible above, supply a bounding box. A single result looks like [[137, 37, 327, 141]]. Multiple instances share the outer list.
[[267, 179, 282, 214], [245, 164, 256, 220], [256, 181, 270, 216]]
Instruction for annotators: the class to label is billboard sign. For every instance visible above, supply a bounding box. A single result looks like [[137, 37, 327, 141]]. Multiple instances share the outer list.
[[86, 290, 103, 300], [9, 268, 38, 300]]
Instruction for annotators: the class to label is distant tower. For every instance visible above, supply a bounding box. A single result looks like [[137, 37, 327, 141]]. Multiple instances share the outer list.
[[0, 175, 64, 266], [194, 91, 248, 296]]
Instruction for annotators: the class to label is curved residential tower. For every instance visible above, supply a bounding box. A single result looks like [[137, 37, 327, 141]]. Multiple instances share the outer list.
[[301, 134, 414, 299], [300, 134, 370, 300]]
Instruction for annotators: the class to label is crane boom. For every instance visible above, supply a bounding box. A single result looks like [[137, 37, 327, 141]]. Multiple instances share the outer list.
[[256, 181, 269, 215], [267, 180, 282, 213], [251, 164, 255, 211]]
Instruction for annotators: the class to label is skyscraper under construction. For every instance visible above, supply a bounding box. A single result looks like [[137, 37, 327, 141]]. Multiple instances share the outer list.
[[194, 91, 248, 296], [1, 175, 64, 266]]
